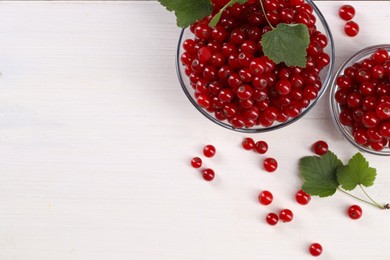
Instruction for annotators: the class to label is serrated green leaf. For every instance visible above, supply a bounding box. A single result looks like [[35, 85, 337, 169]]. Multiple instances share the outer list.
[[336, 152, 377, 191], [300, 151, 343, 198], [209, 0, 247, 27], [158, 0, 213, 28], [261, 23, 310, 67]]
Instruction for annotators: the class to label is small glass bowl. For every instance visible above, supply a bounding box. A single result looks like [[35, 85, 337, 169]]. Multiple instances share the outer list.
[[330, 44, 390, 156], [176, 0, 335, 133]]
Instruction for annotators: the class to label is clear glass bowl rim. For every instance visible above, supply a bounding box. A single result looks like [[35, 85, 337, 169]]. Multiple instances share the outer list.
[[176, 0, 335, 133]]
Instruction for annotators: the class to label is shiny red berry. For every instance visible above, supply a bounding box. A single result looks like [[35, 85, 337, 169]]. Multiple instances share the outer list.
[[191, 157, 202, 168], [202, 168, 215, 181], [309, 243, 323, 257], [279, 209, 293, 222], [263, 158, 277, 172], [347, 204, 363, 220], [258, 190, 273, 205], [296, 189, 311, 205], [203, 145, 216, 158], [344, 21, 359, 37], [266, 212, 278, 226], [312, 140, 329, 155], [339, 5, 355, 21], [242, 137, 255, 150], [254, 141, 268, 154]]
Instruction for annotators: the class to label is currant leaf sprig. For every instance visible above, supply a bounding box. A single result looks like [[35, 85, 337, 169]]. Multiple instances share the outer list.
[[158, 0, 310, 68], [300, 151, 389, 209]]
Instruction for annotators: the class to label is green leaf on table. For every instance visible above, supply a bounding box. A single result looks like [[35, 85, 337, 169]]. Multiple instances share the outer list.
[[158, 0, 213, 28], [336, 152, 377, 191], [261, 23, 310, 67], [209, 0, 248, 27], [300, 151, 343, 198]]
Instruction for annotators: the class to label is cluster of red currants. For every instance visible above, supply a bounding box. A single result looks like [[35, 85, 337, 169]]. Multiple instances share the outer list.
[[339, 4, 359, 37], [191, 145, 217, 181], [335, 48, 390, 151], [181, 0, 330, 129]]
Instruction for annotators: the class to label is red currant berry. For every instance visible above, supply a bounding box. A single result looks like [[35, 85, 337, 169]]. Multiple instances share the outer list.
[[372, 48, 389, 63], [275, 79, 292, 95], [309, 243, 323, 257], [312, 140, 329, 155], [296, 189, 311, 205], [258, 190, 273, 205], [339, 5, 355, 21], [202, 168, 215, 181], [198, 47, 213, 63], [263, 158, 277, 172], [379, 122, 390, 138], [237, 85, 253, 100], [344, 21, 359, 37], [266, 212, 279, 226], [254, 141, 268, 154], [191, 157, 202, 168], [242, 137, 255, 150], [376, 102, 390, 120], [348, 205, 362, 220], [203, 145, 216, 158], [279, 209, 293, 223]]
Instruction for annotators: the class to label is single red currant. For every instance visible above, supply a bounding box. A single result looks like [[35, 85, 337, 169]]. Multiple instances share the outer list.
[[344, 21, 359, 37], [263, 158, 278, 172], [312, 140, 329, 155], [242, 137, 255, 150], [203, 145, 216, 158], [296, 189, 311, 205], [202, 168, 215, 181], [254, 141, 268, 154], [309, 243, 323, 257], [266, 212, 279, 226], [279, 209, 293, 223], [258, 190, 273, 205], [191, 157, 202, 168], [348, 205, 362, 220], [339, 5, 355, 21]]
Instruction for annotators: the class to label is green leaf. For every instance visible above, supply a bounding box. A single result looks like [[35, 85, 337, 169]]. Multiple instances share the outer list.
[[261, 23, 310, 67], [209, 0, 247, 28], [158, 0, 213, 28], [336, 152, 377, 191], [300, 151, 343, 198]]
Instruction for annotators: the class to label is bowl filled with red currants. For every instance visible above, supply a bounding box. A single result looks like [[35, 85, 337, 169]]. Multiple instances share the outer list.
[[176, 0, 335, 133], [330, 45, 390, 155]]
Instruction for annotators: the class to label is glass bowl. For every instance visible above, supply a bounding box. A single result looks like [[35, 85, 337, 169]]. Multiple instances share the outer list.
[[330, 44, 390, 156], [176, 0, 335, 133]]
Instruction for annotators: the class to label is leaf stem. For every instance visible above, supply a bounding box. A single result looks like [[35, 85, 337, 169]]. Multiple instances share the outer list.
[[259, 0, 275, 29], [337, 188, 384, 209], [358, 185, 382, 208]]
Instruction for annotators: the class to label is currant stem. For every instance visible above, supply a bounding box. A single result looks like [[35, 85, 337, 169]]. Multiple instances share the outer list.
[[358, 184, 383, 208], [337, 188, 384, 209], [259, 0, 275, 29]]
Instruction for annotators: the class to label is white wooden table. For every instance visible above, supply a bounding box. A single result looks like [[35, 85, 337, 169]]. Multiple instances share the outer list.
[[0, 1, 389, 259]]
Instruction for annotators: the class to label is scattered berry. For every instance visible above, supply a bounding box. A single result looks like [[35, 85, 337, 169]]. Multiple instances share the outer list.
[[339, 5, 355, 21], [296, 189, 311, 205], [242, 137, 255, 150], [254, 141, 268, 154], [258, 190, 273, 205], [203, 145, 216, 158], [202, 168, 215, 181], [191, 157, 202, 168], [263, 158, 278, 172], [266, 212, 279, 226], [309, 243, 323, 257], [279, 209, 293, 222], [348, 205, 362, 219], [312, 140, 329, 155], [344, 21, 359, 37]]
